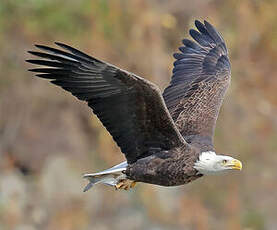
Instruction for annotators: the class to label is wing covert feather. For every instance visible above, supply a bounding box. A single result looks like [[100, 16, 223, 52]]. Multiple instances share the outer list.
[[27, 43, 186, 163]]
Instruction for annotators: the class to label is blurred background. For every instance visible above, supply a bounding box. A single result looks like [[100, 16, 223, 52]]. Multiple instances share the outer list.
[[0, 0, 277, 229]]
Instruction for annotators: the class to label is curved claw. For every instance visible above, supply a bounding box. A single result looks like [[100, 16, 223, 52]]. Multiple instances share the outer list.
[[115, 179, 137, 191]]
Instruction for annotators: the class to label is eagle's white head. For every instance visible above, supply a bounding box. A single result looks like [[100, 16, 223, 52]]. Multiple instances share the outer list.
[[193, 151, 242, 175]]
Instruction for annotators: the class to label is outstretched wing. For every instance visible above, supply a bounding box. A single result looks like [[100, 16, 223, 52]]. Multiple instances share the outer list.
[[27, 43, 186, 163], [163, 20, 231, 144]]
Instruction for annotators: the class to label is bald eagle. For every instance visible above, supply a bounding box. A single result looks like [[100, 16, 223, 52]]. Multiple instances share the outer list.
[[27, 20, 242, 192]]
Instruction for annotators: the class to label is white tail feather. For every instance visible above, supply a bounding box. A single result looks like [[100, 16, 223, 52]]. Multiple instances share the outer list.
[[83, 161, 127, 192]]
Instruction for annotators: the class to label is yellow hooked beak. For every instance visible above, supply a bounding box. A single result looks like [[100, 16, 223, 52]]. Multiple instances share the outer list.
[[227, 159, 242, 170]]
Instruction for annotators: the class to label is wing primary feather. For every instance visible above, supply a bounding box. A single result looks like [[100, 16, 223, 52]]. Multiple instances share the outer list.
[[27, 51, 80, 65], [35, 44, 95, 64], [27, 43, 186, 163], [55, 42, 102, 63], [26, 59, 65, 68], [182, 39, 200, 49], [204, 20, 224, 44], [194, 20, 208, 34], [163, 20, 231, 144]]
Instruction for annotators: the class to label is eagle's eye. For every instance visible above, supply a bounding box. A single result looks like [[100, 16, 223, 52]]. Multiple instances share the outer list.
[[222, 159, 227, 164]]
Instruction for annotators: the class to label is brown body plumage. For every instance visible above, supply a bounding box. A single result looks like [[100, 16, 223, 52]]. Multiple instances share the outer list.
[[27, 20, 232, 188], [126, 145, 202, 186]]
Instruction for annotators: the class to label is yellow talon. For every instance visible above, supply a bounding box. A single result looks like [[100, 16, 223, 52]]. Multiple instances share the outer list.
[[130, 181, 137, 188], [115, 179, 137, 191], [115, 182, 124, 190]]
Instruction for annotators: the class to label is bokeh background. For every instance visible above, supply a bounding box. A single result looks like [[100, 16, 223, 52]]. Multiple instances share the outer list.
[[0, 0, 277, 230]]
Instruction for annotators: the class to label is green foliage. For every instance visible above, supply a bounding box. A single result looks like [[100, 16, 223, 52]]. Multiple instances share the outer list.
[[242, 209, 266, 230], [0, 0, 92, 37]]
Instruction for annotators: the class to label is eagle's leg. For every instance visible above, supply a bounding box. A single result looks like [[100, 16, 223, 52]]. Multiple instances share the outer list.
[[115, 179, 137, 190]]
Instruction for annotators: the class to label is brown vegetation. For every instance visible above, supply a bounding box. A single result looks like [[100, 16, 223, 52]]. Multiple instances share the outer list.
[[0, 0, 276, 229]]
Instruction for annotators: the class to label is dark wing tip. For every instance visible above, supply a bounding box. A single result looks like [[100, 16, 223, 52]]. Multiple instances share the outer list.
[[26, 59, 46, 64], [195, 20, 208, 34], [181, 39, 199, 50], [203, 20, 211, 26], [34, 44, 44, 48], [28, 68, 37, 72], [203, 20, 224, 44], [189, 29, 200, 39], [54, 42, 101, 63], [54, 41, 69, 49], [27, 50, 36, 55], [171, 19, 230, 78], [28, 68, 50, 73], [35, 42, 67, 50], [194, 20, 204, 29], [54, 42, 78, 52], [180, 20, 227, 51]]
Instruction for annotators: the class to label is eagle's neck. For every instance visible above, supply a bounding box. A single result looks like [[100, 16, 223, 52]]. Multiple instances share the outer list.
[[193, 151, 218, 175]]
